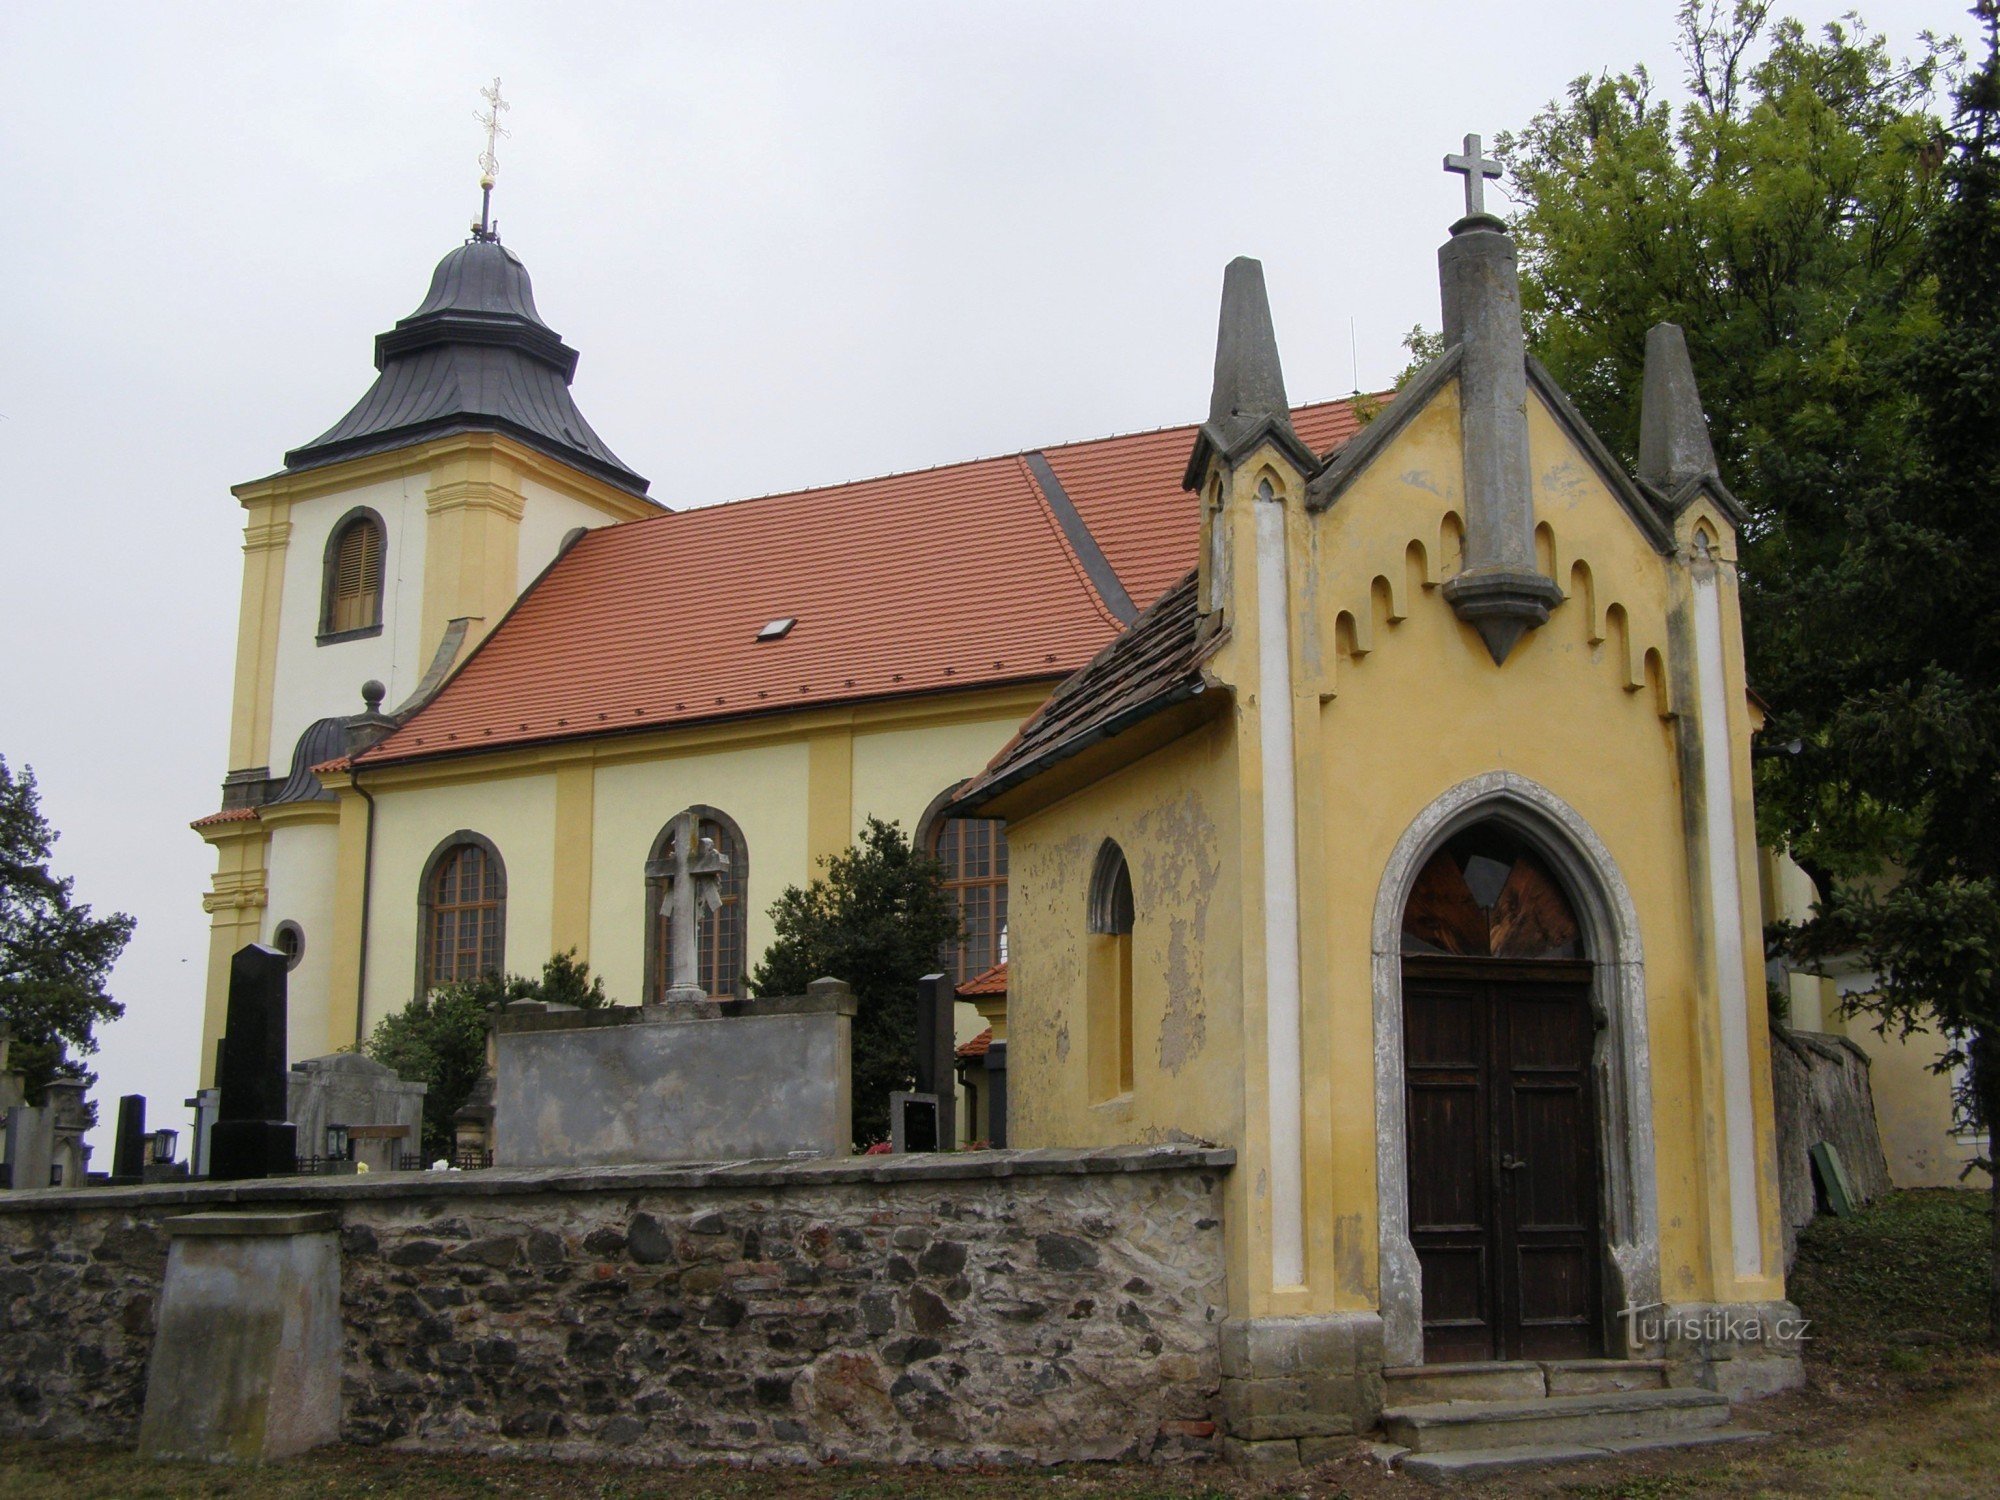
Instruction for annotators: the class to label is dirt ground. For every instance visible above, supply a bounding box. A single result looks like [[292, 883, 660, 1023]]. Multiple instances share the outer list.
[[3, 1189, 1993, 1499]]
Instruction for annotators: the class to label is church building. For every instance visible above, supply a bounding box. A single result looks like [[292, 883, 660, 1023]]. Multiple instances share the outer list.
[[196, 143, 1804, 1432]]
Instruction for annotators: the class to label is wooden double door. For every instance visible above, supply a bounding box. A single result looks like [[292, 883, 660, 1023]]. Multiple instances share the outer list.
[[1403, 958, 1604, 1363]]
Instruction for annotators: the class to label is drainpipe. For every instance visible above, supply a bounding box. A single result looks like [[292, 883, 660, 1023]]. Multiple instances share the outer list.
[[353, 768, 377, 1050]]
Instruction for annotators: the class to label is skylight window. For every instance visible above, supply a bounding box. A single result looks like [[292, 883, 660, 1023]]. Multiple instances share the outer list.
[[756, 617, 798, 642]]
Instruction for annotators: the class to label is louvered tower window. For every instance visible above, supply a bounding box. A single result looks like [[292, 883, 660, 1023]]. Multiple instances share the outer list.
[[321, 509, 386, 639]]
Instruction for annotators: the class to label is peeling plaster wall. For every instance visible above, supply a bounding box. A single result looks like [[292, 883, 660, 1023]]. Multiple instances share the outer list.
[[1006, 720, 1242, 1156]]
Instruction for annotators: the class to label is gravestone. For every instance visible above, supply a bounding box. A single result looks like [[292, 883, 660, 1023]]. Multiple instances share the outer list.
[[209, 944, 297, 1180], [914, 971, 956, 1136], [112, 1094, 146, 1181], [285, 1054, 425, 1171], [985, 1039, 1009, 1149], [889, 1090, 940, 1152]]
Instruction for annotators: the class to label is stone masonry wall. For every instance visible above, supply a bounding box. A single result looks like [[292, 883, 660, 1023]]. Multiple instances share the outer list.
[[0, 1146, 1231, 1466], [1771, 1026, 1892, 1269]]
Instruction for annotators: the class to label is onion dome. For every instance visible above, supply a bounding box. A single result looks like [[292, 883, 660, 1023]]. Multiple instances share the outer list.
[[283, 237, 648, 495]]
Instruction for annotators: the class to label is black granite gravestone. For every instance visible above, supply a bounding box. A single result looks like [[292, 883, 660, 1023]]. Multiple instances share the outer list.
[[111, 1094, 146, 1181], [913, 971, 956, 1138], [208, 944, 297, 1180], [984, 1040, 1008, 1149]]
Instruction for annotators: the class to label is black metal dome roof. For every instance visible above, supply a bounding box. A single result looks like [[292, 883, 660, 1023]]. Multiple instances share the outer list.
[[283, 238, 649, 496]]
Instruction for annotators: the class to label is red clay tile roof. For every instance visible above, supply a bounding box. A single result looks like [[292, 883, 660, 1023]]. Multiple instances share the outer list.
[[956, 962, 1008, 998], [1042, 401, 1364, 615], [360, 399, 1373, 767], [957, 1026, 995, 1060], [191, 807, 260, 829]]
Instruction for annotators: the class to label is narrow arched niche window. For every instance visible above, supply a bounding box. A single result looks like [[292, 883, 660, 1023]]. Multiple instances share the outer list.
[[419, 832, 507, 990], [932, 814, 1009, 980], [1087, 840, 1136, 1101], [645, 808, 749, 1000], [321, 507, 386, 642]]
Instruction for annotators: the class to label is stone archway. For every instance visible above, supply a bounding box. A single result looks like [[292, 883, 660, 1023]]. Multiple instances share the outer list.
[[1371, 773, 1662, 1367]]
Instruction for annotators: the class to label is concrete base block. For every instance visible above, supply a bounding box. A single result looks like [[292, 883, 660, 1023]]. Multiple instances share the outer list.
[[1217, 1313, 1386, 1444], [1650, 1300, 1809, 1401], [1710, 1352, 1805, 1401], [137, 1211, 342, 1463]]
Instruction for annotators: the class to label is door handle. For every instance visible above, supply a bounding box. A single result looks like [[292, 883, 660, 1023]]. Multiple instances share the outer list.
[[1500, 1154, 1528, 1172]]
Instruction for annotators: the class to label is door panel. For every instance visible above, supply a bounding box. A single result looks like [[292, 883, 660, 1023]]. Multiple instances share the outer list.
[[1405, 967, 1601, 1362]]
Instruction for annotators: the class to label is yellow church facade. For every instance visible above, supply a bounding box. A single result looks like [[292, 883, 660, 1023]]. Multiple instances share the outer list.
[[195, 225, 1371, 1087], [952, 205, 1802, 1427], [196, 168, 1808, 1443]]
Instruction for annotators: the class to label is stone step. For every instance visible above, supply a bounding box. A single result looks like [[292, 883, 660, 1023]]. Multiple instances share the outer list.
[[1398, 1425, 1769, 1483], [1384, 1360, 1546, 1403], [1382, 1386, 1732, 1455], [1545, 1357, 1670, 1396], [1382, 1358, 1670, 1405]]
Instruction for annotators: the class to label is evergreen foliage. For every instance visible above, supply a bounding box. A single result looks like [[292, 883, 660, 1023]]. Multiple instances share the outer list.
[[750, 818, 960, 1147], [363, 949, 608, 1157], [0, 757, 133, 1101]]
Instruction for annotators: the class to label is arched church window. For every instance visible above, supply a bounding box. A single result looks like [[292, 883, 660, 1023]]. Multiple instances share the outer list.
[[1088, 839, 1135, 1099], [321, 508, 386, 641], [420, 833, 507, 988], [1401, 824, 1580, 960], [646, 809, 748, 1000], [933, 815, 1008, 980]]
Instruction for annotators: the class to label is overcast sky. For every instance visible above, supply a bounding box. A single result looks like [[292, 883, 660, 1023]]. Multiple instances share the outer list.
[[0, 0, 1963, 1160]]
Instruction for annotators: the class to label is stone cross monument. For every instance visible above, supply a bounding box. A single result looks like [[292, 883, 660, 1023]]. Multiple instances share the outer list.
[[650, 810, 731, 1007], [1435, 129, 1564, 664]]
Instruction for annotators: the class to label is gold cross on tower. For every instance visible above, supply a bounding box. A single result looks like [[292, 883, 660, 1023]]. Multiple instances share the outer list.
[[1443, 133, 1502, 221], [473, 77, 510, 239]]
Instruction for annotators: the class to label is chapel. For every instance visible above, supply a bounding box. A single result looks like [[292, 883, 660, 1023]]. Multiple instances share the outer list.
[[195, 146, 1808, 1424]]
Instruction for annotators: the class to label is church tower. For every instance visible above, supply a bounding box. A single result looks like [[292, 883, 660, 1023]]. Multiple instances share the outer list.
[[195, 207, 657, 1078]]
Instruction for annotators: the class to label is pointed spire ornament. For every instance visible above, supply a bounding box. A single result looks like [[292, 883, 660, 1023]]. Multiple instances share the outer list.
[[1183, 257, 1317, 489], [1637, 322, 1719, 490]]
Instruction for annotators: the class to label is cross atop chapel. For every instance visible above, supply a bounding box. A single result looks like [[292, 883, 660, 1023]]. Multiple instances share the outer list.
[[1443, 133, 1502, 221], [473, 77, 510, 241]]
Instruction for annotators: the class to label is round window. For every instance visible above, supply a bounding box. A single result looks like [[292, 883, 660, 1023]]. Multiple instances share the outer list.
[[272, 921, 305, 971]]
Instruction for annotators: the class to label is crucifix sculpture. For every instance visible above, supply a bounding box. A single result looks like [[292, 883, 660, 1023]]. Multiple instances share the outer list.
[[1443, 132, 1503, 220], [650, 811, 731, 1006]]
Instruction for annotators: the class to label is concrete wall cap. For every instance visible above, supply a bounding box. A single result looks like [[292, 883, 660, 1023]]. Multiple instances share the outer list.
[[0, 1143, 1235, 1214]]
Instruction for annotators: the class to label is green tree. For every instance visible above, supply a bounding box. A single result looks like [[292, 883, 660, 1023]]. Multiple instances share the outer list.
[[0, 758, 133, 1101], [363, 949, 608, 1156], [749, 818, 960, 1147], [1500, 3, 1952, 585], [1773, 3, 2000, 1338], [1480, 2, 2000, 1329]]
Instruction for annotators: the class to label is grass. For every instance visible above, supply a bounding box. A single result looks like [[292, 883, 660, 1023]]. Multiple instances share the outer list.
[[2, 1189, 1993, 1498]]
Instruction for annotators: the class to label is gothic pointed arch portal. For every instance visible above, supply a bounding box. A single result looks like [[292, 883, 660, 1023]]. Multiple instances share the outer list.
[[1372, 774, 1662, 1368]]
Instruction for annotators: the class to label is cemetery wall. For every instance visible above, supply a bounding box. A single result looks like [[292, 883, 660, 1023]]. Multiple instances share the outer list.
[[0, 1144, 1231, 1466]]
